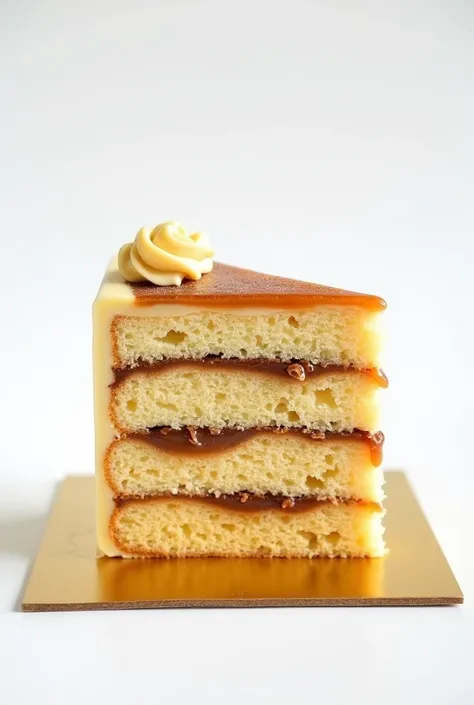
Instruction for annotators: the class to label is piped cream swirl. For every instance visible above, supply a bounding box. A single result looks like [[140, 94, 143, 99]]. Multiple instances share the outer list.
[[118, 221, 214, 286]]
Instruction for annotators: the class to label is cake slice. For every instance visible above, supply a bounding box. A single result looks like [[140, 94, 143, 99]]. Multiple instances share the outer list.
[[94, 221, 386, 558]]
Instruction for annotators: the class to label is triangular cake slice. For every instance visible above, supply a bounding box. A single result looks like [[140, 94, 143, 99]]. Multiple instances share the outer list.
[[94, 251, 386, 558]]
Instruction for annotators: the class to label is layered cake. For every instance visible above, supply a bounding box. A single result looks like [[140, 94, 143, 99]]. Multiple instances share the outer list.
[[94, 221, 387, 557]]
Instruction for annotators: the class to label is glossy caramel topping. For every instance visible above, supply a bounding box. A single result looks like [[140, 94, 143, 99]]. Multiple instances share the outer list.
[[131, 261, 386, 310], [114, 492, 381, 514], [112, 357, 388, 388], [130, 427, 384, 467]]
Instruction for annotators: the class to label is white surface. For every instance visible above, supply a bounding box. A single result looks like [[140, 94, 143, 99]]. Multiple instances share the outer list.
[[1, 1, 473, 703]]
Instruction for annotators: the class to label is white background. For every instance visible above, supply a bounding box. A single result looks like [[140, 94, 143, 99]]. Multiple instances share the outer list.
[[1, 1, 473, 703]]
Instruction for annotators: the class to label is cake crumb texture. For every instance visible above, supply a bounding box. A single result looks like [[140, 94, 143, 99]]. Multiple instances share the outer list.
[[106, 433, 384, 502], [110, 367, 381, 433], [112, 307, 381, 368], [110, 497, 385, 558]]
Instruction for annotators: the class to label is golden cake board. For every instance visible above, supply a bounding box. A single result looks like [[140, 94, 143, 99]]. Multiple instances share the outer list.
[[21, 472, 463, 611]]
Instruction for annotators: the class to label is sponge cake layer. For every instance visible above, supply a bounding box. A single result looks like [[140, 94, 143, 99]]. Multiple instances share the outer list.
[[106, 429, 384, 502], [112, 305, 382, 369], [110, 364, 383, 433], [110, 495, 385, 558]]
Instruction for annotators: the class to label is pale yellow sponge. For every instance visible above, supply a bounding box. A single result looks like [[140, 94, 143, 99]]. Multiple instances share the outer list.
[[110, 367, 384, 433], [110, 496, 385, 558], [112, 306, 382, 369], [106, 432, 384, 502]]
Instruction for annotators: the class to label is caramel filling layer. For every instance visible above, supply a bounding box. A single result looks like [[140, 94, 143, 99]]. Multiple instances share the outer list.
[[112, 357, 388, 388], [127, 427, 384, 467], [114, 493, 381, 514]]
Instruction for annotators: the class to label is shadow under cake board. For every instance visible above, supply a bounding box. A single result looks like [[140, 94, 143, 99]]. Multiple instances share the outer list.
[[21, 472, 463, 611]]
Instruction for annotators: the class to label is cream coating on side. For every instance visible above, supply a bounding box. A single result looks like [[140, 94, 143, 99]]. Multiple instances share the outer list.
[[94, 264, 211, 556]]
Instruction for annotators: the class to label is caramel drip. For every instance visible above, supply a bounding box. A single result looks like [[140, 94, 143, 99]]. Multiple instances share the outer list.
[[112, 357, 388, 388], [129, 427, 384, 467], [114, 493, 381, 514]]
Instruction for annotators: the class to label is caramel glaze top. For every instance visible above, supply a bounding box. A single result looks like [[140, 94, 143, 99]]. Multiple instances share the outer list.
[[128, 427, 384, 467], [112, 357, 388, 388], [131, 262, 386, 311]]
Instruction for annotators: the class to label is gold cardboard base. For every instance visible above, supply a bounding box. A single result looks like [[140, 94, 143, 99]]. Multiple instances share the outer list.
[[21, 472, 462, 610]]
